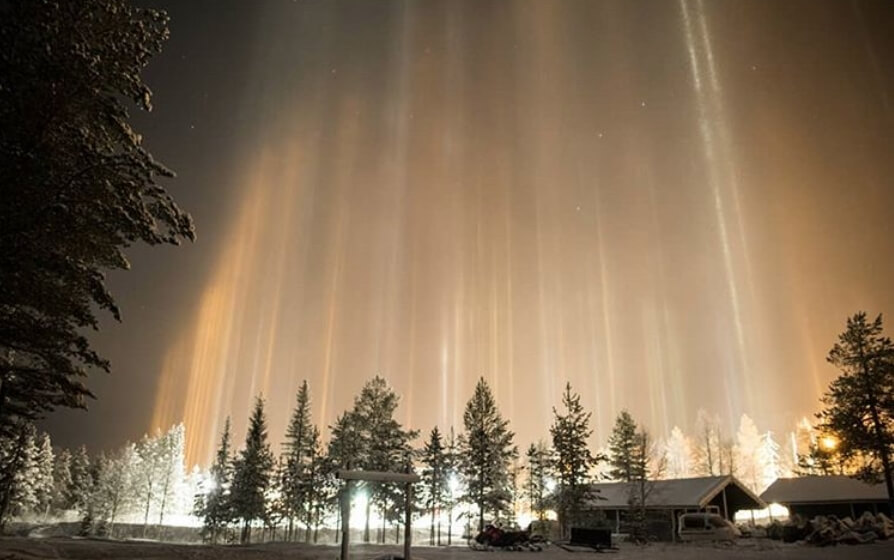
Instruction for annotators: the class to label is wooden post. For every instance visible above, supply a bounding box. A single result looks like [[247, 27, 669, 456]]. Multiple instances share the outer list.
[[721, 487, 729, 520], [340, 480, 352, 560], [336, 471, 420, 560], [404, 482, 413, 560], [670, 510, 676, 543]]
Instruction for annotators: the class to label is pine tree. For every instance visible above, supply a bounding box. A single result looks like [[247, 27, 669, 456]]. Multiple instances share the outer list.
[[201, 417, 233, 544], [303, 426, 329, 543], [663, 426, 692, 479], [444, 427, 459, 545], [420, 427, 449, 545], [459, 377, 517, 531], [0, 0, 194, 439], [818, 312, 894, 505], [282, 380, 314, 541], [550, 383, 600, 536], [524, 441, 552, 523], [230, 397, 274, 544], [349, 376, 417, 543], [627, 429, 664, 543], [607, 410, 642, 482]]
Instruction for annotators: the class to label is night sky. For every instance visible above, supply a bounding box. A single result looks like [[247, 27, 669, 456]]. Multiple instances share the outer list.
[[43, 0, 894, 466]]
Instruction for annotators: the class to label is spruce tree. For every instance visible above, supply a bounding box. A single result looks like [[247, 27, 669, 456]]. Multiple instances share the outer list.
[[282, 380, 314, 541], [52, 449, 73, 512], [201, 417, 233, 543], [818, 312, 894, 505], [69, 445, 93, 513], [304, 426, 329, 543], [627, 429, 663, 543], [550, 383, 600, 535], [34, 432, 55, 516], [607, 410, 641, 482], [459, 377, 517, 531], [350, 376, 417, 543], [525, 441, 552, 523], [5, 424, 40, 518], [444, 427, 459, 545], [0, 0, 194, 438], [420, 427, 449, 545], [230, 397, 274, 544]]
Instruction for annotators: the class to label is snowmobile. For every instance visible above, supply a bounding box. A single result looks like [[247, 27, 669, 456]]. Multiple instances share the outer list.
[[470, 524, 545, 551]]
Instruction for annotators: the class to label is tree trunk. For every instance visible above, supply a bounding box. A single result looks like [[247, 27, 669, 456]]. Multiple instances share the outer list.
[[447, 505, 453, 545]]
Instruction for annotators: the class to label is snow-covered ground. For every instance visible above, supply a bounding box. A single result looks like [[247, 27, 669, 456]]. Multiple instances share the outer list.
[[1, 538, 893, 560]]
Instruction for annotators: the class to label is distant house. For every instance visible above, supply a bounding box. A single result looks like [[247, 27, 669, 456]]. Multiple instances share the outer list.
[[585, 475, 765, 540], [761, 476, 891, 518]]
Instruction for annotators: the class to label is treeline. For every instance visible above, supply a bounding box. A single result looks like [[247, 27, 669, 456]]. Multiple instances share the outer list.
[[0, 423, 194, 536], [195, 377, 601, 544], [2, 312, 890, 543]]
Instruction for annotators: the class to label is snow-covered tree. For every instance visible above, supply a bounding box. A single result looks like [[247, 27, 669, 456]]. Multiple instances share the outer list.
[[735, 414, 762, 492], [550, 382, 600, 535], [757, 431, 782, 492], [33, 432, 55, 516], [230, 397, 274, 544], [459, 377, 517, 531], [154, 424, 185, 528], [52, 448, 73, 512], [692, 409, 721, 476], [4, 424, 40, 518], [68, 445, 93, 514], [0, 0, 195, 442], [135, 432, 163, 534], [663, 426, 692, 479]]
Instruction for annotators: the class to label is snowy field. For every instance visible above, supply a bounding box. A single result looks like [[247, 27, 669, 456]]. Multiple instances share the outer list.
[[1, 538, 893, 560]]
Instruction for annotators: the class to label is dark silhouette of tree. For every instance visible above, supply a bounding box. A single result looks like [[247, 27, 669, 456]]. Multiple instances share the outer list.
[[230, 398, 274, 543], [349, 376, 417, 543], [818, 312, 894, 505], [550, 383, 601, 536], [525, 441, 552, 523], [199, 417, 233, 543], [282, 381, 315, 541], [0, 0, 194, 437], [607, 410, 642, 482], [459, 377, 517, 531], [420, 427, 449, 545]]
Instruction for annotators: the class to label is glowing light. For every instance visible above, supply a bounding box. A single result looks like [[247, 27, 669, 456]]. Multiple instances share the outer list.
[[820, 436, 838, 451]]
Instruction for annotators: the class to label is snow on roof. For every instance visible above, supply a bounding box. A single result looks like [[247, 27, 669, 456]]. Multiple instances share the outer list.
[[587, 475, 764, 510], [761, 476, 889, 505]]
